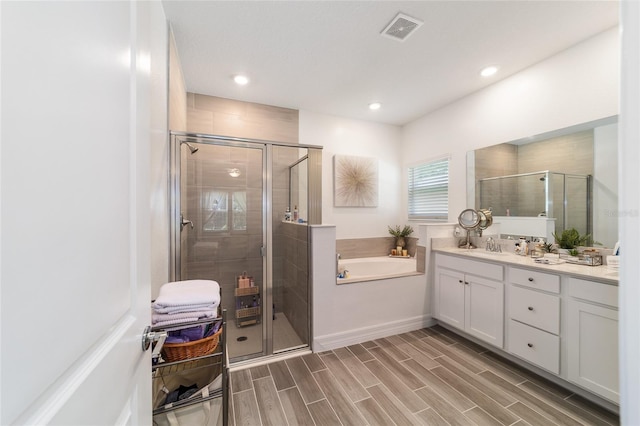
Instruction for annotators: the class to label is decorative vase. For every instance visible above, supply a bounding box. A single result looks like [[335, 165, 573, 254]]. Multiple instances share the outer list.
[[396, 237, 406, 248]]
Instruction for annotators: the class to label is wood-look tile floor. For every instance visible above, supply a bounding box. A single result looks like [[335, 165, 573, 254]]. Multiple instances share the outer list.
[[229, 325, 619, 426]]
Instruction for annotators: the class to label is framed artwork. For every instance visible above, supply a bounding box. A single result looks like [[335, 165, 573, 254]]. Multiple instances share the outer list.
[[333, 154, 378, 207]]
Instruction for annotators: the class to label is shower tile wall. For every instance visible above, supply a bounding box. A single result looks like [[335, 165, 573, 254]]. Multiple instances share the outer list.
[[281, 222, 309, 345]]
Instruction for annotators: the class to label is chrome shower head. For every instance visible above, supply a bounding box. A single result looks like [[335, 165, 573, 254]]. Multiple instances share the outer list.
[[182, 141, 199, 154]]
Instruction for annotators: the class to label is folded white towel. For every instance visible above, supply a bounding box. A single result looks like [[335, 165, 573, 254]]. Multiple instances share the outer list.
[[152, 303, 218, 315], [153, 280, 220, 308], [152, 310, 217, 324]]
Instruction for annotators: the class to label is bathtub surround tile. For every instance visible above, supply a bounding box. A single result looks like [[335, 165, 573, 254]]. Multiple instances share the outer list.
[[337, 236, 419, 259], [230, 325, 619, 426], [416, 246, 426, 273]]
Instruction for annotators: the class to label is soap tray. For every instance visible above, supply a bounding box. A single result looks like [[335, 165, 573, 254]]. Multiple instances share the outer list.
[[389, 254, 411, 258], [565, 254, 603, 266]]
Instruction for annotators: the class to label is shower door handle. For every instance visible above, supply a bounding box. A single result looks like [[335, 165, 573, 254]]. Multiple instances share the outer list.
[[260, 246, 266, 257], [180, 213, 194, 231]]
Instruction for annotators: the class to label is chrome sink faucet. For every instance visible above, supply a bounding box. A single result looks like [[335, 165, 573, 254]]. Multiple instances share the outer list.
[[486, 237, 502, 253]]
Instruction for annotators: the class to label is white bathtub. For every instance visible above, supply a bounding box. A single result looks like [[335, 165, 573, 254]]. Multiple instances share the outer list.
[[337, 256, 419, 284]]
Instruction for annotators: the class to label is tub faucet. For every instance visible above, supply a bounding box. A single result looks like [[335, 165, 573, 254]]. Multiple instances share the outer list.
[[336, 253, 341, 278]]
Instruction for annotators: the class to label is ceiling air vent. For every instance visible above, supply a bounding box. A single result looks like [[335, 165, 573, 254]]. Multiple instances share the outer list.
[[381, 12, 423, 42]]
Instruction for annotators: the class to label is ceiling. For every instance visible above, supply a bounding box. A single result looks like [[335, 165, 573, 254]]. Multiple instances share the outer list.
[[162, 1, 619, 126]]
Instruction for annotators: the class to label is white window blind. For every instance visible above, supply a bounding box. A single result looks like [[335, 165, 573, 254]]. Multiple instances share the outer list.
[[408, 158, 449, 220]]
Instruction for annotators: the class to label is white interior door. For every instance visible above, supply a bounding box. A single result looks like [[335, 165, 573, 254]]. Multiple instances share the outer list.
[[1, 2, 166, 424]]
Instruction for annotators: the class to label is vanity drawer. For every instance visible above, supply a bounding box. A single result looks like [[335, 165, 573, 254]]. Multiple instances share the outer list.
[[509, 286, 560, 334], [508, 319, 560, 374], [509, 267, 560, 294], [568, 277, 618, 308]]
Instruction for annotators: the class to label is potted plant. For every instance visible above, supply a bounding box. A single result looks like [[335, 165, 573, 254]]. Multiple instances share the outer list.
[[552, 228, 592, 253], [388, 225, 414, 248]]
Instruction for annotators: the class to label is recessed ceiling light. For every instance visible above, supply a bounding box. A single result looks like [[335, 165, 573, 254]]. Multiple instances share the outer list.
[[480, 66, 498, 77], [233, 75, 249, 85], [369, 102, 381, 110]]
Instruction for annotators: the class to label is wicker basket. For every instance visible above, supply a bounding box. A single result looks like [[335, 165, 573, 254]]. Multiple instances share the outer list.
[[162, 326, 223, 363]]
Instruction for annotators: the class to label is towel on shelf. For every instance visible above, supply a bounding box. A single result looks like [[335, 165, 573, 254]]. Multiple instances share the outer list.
[[152, 280, 220, 309], [152, 303, 218, 315]]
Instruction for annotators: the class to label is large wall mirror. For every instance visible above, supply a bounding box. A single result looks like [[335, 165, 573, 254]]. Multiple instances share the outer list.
[[466, 116, 618, 248]]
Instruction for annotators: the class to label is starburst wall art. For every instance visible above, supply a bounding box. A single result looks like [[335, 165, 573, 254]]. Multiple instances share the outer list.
[[333, 155, 378, 207]]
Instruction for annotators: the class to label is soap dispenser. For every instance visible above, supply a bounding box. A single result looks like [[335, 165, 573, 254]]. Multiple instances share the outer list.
[[293, 205, 299, 221], [284, 207, 291, 221]]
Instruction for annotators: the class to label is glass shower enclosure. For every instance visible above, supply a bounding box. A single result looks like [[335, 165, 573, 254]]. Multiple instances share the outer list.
[[169, 133, 321, 364]]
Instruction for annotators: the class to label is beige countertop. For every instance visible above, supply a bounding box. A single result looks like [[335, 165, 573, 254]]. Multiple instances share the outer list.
[[434, 246, 619, 285]]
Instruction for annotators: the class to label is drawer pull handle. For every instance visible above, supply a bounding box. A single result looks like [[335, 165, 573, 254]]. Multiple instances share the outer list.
[[528, 277, 534, 282], [528, 306, 534, 311], [527, 343, 534, 348]]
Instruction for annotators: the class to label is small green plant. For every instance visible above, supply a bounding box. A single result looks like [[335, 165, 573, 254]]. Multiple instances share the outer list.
[[552, 228, 591, 249], [568, 249, 580, 257], [542, 242, 555, 253], [388, 225, 414, 238]]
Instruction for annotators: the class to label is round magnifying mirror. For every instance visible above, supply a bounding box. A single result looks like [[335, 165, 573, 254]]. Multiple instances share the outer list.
[[477, 209, 493, 230], [458, 209, 480, 230]]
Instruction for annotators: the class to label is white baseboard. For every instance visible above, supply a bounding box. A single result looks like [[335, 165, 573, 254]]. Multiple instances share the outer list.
[[313, 315, 435, 352]]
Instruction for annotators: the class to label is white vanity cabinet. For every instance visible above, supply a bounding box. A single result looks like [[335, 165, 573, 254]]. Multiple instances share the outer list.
[[567, 277, 619, 403], [435, 254, 504, 348]]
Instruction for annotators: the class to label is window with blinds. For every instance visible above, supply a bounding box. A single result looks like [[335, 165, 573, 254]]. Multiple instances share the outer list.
[[408, 157, 449, 220]]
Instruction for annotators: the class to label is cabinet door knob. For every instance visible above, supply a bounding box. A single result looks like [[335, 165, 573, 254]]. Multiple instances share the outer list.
[[459, 279, 463, 284], [528, 306, 534, 311], [465, 281, 469, 285], [527, 343, 534, 348], [528, 277, 534, 282]]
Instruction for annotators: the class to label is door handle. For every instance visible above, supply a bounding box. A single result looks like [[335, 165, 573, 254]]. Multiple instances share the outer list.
[[142, 326, 168, 362], [180, 213, 194, 231]]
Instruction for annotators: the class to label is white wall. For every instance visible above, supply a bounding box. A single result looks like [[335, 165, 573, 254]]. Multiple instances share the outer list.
[[299, 110, 402, 239], [619, 2, 640, 423], [402, 27, 619, 223]]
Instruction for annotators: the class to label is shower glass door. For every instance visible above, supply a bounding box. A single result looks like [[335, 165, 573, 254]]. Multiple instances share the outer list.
[[173, 137, 266, 361], [171, 134, 318, 364]]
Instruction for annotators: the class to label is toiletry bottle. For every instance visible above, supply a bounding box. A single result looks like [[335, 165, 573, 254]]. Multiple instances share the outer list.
[[293, 205, 298, 221], [284, 207, 291, 221]]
